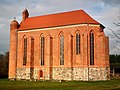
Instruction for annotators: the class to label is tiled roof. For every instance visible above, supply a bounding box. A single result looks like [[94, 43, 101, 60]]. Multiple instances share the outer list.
[[18, 10, 100, 30]]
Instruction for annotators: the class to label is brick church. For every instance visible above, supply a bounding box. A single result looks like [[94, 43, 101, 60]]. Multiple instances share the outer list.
[[9, 9, 110, 81]]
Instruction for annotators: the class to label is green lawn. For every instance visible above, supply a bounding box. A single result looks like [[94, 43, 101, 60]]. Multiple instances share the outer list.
[[0, 79, 120, 90]]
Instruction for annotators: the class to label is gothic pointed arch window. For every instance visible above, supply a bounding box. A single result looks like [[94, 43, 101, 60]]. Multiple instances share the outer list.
[[76, 32, 80, 55], [40, 34, 45, 66], [60, 32, 64, 65], [90, 32, 94, 65], [31, 37, 34, 67], [23, 37, 27, 66]]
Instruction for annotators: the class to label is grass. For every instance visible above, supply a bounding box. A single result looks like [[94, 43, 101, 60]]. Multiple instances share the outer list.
[[0, 79, 120, 90]]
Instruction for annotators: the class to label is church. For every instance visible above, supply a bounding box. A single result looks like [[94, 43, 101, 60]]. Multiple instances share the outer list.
[[9, 9, 110, 81]]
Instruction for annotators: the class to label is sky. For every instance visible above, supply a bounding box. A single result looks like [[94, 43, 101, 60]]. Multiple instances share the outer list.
[[0, 0, 120, 54]]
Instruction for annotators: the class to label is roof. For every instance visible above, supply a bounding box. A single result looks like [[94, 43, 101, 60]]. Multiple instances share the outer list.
[[18, 10, 100, 30], [10, 20, 19, 26]]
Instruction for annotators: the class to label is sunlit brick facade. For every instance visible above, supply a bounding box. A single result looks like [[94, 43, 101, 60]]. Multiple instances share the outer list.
[[9, 9, 110, 81]]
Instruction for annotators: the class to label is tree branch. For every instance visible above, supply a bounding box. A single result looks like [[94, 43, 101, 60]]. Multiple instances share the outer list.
[[113, 22, 120, 27], [107, 27, 120, 40], [114, 46, 120, 50]]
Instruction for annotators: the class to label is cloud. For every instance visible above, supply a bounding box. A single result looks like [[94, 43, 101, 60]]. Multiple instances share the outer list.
[[0, 0, 120, 54], [94, 7, 120, 27], [100, 0, 120, 6]]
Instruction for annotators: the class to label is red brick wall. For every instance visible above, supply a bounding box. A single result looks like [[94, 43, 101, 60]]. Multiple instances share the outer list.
[[16, 24, 109, 68]]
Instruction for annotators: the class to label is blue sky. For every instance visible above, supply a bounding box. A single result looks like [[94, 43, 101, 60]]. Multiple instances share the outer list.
[[0, 0, 120, 54]]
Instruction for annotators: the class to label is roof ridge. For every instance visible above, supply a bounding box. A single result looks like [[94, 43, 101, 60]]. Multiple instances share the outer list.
[[28, 9, 84, 19], [19, 9, 101, 30]]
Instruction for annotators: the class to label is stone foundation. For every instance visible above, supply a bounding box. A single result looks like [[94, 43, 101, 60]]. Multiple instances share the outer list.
[[16, 68, 31, 80], [16, 67, 110, 81], [73, 68, 88, 81], [16, 68, 49, 80], [53, 67, 72, 80], [88, 67, 110, 81], [52, 67, 110, 81], [33, 68, 49, 80]]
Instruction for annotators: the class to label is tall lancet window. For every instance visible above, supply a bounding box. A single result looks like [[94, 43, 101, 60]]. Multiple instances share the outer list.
[[60, 33, 64, 65], [23, 38, 27, 65], [76, 32, 80, 55], [40, 34, 45, 66], [90, 32, 94, 65]]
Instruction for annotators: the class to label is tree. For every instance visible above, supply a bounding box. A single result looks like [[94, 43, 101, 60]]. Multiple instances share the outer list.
[[110, 54, 120, 76], [0, 54, 4, 78], [108, 15, 120, 50], [0, 52, 9, 78], [110, 54, 120, 68]]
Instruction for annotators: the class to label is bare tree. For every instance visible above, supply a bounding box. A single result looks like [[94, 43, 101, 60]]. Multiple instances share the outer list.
[[108, 15, 120, 76], [108, 16, 120, 50]]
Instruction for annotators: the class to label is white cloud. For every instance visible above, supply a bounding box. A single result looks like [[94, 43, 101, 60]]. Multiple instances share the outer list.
[[95, 7, 120, 25], [0, 0, 120, 54]]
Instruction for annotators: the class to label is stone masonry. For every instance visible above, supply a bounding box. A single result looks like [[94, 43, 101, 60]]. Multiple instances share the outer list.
[[16, 67, 110, 81]]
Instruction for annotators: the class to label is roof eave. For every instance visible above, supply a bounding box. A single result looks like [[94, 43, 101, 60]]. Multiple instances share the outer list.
[[100, 24, 105, 29]]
